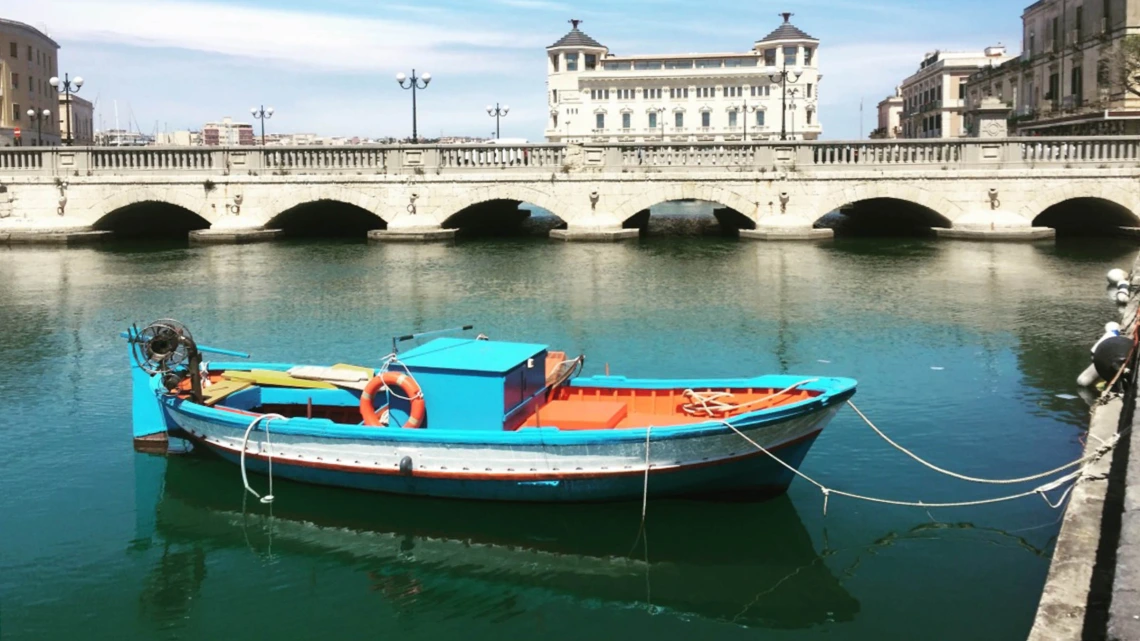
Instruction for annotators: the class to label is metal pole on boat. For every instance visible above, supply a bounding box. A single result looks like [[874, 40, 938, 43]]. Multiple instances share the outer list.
[[391, 324, 475, 353]]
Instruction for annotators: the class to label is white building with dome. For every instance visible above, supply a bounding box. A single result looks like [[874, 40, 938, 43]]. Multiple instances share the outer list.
[[544, 15, 822, 143]]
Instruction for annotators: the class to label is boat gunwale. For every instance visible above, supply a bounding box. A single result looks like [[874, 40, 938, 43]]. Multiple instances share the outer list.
[[161, 368, 857, 446]]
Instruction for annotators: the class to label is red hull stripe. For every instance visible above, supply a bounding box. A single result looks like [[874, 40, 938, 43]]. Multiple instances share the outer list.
[[183, 428, 822, 482]]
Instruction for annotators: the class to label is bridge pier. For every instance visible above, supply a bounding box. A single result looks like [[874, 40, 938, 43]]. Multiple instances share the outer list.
[[188, 228, 284, 245], [0, 226, 112, 245], [740, 215, 833, 241], [368, 227, 458, 243], [934, 211, 1055, 242], [550, 226, 640, 242]]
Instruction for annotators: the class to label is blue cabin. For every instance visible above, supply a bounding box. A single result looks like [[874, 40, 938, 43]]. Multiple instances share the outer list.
[[398, 338, 548, 431]]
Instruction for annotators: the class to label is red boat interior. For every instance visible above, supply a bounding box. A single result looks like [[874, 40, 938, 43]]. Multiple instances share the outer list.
[[174, 351, 821, 431], [515, 386, 819, 430]]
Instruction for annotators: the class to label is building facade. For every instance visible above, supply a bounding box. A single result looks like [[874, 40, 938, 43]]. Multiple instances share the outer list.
[[872, 89, 904, 138], [895, 46, 1013, 139], [544, 15, 822, 143], [59, 93, 93, 145], [202, 117, 254, 146], [154, 130, 202, 146], [964, 0, 1140, 135], [0, 18, 60, 146]]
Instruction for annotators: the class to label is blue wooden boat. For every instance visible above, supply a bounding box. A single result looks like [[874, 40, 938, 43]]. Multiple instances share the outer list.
[[126, 320, 856, 502]]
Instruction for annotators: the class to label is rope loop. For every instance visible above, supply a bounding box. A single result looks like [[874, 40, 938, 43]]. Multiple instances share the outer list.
[[241, 413, 287, 504]]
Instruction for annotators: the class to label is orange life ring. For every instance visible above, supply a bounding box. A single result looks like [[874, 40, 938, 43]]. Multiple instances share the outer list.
[[360, 372, 426, 428]]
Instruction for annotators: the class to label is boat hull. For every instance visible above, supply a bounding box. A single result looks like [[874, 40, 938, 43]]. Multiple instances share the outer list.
[[168, 402, 842, 502]]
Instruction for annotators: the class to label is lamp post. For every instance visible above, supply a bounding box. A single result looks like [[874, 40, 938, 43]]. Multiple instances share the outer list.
[[786, 88, 801, 140], [48, 73, 83, 146], [655, 107, 666, 140], [26, 108, 50, 146], [486, 103, 510, 139], [250, 105, 275, 146], [740, 100, 763, 142], [768, 56, 802, 141], [396, 69, 431, 143]]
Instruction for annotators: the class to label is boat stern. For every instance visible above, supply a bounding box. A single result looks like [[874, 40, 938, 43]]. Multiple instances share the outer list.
[[125, 335, 178, 453]]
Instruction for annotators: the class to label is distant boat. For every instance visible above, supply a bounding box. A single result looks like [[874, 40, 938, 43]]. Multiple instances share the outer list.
[[125, 320, 856, 502]]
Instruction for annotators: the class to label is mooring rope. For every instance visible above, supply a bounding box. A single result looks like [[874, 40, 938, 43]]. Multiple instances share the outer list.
[[681, 379, 818, 417], [241, 413, 286, 504], [641, 426, 653, 521], [846, 400, 1120, 485], [719, 420, 1103, 515]]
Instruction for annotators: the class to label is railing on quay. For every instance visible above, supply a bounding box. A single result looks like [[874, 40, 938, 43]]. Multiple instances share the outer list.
[[3, 137, 1140, 178]]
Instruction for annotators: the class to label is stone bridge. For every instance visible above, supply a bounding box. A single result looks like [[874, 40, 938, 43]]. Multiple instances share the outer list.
[[2, 137, 1140, 243]]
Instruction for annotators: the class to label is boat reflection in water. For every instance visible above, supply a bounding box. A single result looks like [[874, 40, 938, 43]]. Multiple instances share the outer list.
[[149, 454, 860, 629]]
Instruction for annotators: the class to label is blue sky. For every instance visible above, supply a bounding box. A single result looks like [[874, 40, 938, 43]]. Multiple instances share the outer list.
[[12, 0, 1029, 140]]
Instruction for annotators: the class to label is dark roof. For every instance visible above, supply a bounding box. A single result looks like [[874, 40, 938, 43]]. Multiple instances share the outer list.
[[549, 26, 605, 49], [757, 19, 816, 44]]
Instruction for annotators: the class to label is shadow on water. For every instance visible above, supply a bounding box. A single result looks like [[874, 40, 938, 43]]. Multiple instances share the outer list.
[[147, 454, 860, 630]]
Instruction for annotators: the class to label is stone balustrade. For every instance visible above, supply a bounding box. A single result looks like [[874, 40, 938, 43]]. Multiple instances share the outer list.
[[2, 137, 1139, 245], [3, 137, 1140, 178]]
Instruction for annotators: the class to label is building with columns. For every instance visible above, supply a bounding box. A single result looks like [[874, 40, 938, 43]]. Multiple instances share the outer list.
[[894, 46, 1014, 139], [544, 15, 822, 143], [962, 0, 1140, 136], [0, 18, 60, 146]]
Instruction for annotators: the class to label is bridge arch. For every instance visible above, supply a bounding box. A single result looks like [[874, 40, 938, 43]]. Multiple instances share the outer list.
[[90, 188, 212, 237], [90, 187, 212, 227], [266, 199, 388, 237], [434, 184, 567, 234], [1022, 184, 1140, 234], [813, 183, 960, 227], [611, 184, 757, 226]]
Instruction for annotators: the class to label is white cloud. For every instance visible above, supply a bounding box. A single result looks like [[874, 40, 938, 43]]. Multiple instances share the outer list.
[[11, 0, 543, 74]]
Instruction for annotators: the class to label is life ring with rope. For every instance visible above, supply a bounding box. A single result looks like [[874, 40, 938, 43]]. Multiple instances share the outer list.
[[360, 372, 426, 428]]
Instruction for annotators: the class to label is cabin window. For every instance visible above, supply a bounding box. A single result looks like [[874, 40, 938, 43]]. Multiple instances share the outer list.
[[648, 111, 657, 128], [551, 54, 559, 71], [674, 111, 684, 127], [585, 54, 597, 70], [701, 111, 711, 127], [595, 113, 605, 129], [566, 53, 579, 71]]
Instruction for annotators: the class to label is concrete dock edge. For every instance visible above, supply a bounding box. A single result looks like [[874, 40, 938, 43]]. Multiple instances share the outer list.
[[1028, 254, 1140, 641]]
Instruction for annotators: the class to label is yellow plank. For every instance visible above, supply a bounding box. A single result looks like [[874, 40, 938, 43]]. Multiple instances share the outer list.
[[222, 370, 338, 390], [201, 379, 253, 406], [332, 363, 376, 376]]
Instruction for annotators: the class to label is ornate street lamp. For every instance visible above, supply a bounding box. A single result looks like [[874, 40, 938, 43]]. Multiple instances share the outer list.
[[767, 53, 802, 141], [396, 70, 431, 143], [786, 88, 801, 140], [250, 105, 275, 146], [48, 73, 83, 146], [486, 103, 509, 139], [654, 106, 666, 140], [734, 100, 762, 142], [26, 108, 51, 146]]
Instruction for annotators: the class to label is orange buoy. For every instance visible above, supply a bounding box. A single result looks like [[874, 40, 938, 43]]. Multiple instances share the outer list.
[[360, 372, 426, 428]]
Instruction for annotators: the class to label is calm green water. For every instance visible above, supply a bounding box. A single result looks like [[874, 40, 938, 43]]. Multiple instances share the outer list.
[[0, 226, 1134, 640]]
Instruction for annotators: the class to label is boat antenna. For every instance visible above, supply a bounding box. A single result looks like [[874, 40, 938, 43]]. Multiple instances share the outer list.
[[391, 324, 475, 354]]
